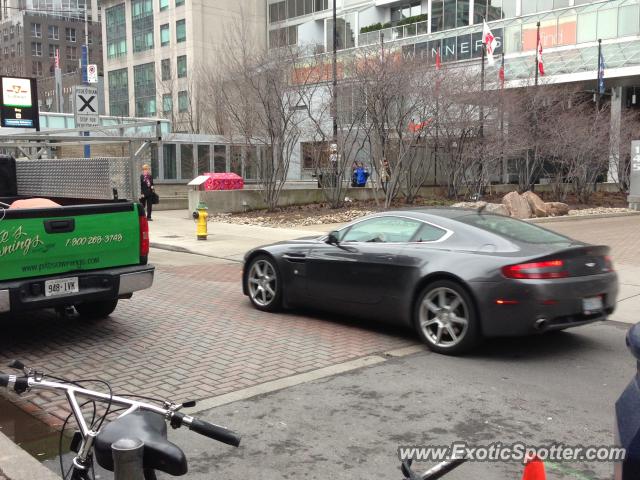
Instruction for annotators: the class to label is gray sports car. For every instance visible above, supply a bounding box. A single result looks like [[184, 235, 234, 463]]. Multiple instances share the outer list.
[[242, 208, 618, 355]]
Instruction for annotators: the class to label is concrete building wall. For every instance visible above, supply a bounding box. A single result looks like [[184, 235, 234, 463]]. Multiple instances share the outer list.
[[101, 0, 267, 131]]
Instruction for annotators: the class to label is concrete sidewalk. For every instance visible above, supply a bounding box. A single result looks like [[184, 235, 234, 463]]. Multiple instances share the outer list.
[[148, 210, 326, 262], [148, 210, 639, 325]]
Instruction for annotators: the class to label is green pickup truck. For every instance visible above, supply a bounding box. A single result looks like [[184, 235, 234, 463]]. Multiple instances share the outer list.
[[0, 198, 154, 319]]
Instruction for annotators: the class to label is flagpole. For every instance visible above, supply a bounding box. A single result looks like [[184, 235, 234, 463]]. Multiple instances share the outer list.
[[535, 21, 540, 87], [596, 38, 602, 112], [500, 52, 506, 183]]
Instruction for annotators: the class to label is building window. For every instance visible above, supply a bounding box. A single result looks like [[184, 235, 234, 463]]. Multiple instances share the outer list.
[[269, 0, 326, 23], [176, 0, 185, 6], [48, 25, 59, 40], [109, 68, 129, 116], [49, 44, 58, 58], [31, 23, 41, 38], [66, 27, 76, 42], [176, 19, 186, 42], [106, 4, 127, 58], [269, 25, 297, 48], [161, 58, 171, 80], [162, 94, 173, 115], [134, 62, 156, 117], [132, 0, 154, 53], [160, 0, 169, 10], [32, 61, 43, 76], [177, 55, 187, 78], [163, 144, 177, 179], [326, 14, 355, 51], [160, 23, 170, 46], [31, 42, 42, 57], [390, 2, 421, 22], [178, 90, 188, 112], [66, 46, 78, 60]]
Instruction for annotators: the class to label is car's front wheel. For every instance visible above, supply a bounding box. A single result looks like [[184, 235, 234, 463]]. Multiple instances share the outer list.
[[245, 255, 282, 312], [414, 280, 479, 355]]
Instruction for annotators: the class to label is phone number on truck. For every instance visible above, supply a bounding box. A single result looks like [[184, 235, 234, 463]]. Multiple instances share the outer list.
[[65, 234, 124, 247]]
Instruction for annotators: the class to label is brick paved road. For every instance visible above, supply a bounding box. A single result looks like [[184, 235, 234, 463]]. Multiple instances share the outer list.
[[0, 252, 415, 427], [1, 215, 638, 428]]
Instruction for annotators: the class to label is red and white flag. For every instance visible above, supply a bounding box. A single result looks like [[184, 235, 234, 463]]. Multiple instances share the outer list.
[[435, 50, 441, 70], [537, 28, 545, 76], [482, 20, 497, 66]]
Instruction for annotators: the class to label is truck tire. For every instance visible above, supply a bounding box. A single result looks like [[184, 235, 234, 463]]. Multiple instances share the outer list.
[[75, 300, 118, 319]]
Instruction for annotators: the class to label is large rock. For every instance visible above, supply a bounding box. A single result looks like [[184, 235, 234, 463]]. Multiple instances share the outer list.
[[522, 191, 548, 217], [484, 203, 510, 216], [545, 201, 570, 217], [451, 201, 487, 209], [502, 191, 532, 219]]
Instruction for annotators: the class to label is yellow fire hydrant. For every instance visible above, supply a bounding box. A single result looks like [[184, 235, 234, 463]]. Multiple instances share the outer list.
[[192, 201, 208, 240]]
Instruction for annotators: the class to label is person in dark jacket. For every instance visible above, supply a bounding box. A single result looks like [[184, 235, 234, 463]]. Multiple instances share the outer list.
[[140, 164, 155, 221]]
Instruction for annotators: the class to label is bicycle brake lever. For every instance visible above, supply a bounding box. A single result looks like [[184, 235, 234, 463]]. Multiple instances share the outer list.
[[8, 360, 25, 371]]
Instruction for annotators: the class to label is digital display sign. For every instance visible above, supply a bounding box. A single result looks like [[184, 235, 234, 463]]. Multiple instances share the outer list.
[[0, 76, 40, 130]]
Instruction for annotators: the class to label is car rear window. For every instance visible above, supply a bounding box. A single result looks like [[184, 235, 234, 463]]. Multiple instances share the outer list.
[[457, 214, 570, 244]]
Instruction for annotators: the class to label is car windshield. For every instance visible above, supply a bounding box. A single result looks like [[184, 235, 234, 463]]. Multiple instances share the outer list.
[[457, 214, 571, 244]]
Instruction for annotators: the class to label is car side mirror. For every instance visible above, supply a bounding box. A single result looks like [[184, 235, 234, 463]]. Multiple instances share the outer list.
[[326, 231, 340, 245]]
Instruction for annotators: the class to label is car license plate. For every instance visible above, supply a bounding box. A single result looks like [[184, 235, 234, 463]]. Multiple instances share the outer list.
[[583, 296, 603, 314], [44, 277, 79, 297]]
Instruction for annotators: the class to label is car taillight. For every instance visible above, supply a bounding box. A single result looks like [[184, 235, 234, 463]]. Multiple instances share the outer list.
[[502, 260, 568, 279], [604, 255, 614, 272], [139, 216, 149, 257]]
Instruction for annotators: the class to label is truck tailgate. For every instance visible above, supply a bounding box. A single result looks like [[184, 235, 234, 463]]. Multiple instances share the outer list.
[[0, 202, 142, 281]]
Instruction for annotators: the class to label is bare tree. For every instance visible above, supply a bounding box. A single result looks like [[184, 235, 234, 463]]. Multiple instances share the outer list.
[[217, 19, 324, 211]]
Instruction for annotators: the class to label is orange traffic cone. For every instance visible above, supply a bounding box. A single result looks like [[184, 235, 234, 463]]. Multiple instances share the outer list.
[[521, 455, 546, 480]]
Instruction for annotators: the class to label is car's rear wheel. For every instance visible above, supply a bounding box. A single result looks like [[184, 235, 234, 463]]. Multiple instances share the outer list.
[[75, 299, 118, 320], [245, 255, 282, 312], [414, 280, 479, 355]]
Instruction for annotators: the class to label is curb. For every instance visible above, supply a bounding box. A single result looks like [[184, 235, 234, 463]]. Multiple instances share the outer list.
[[149, 242, 242, 263], [527, 211, 640, 224], [0, 432, 60, 480]]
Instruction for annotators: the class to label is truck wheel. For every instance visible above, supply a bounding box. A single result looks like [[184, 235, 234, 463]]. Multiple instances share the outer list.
[[75, 300, 118, 319]]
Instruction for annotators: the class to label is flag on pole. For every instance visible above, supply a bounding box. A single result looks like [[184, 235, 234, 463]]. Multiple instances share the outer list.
[[435, 50, 441, 70], [482, 20, 497, 66], [499, 64, 505, 87], [598, 47, 605, 95], [536, 27, 545, 76]]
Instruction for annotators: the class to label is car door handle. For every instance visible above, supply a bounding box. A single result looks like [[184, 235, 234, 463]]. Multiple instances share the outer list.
[[43, 218, 75, 234], [283, 253, 307, 263]]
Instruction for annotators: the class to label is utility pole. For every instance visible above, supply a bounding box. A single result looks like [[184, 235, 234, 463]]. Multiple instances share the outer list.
[[332, 0, 338, 145], [82, 3, 91, 158]]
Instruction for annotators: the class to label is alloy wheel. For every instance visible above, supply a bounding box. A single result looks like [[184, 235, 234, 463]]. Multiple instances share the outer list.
[[248, 259, 278, 307], [419, 287, 469, 348]]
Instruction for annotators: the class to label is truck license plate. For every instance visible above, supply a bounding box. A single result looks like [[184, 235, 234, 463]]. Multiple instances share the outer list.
[[45, 277, 79, 297], [582, 296, 603, 314]]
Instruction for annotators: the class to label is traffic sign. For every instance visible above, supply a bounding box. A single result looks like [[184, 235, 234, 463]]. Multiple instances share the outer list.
[[87, 64, 98, 84], [74, 85, 99, 128]]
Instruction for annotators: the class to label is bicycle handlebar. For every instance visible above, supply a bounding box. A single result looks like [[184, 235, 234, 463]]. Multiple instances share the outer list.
[[176, 414, 241, 447], [0, 369, 241, 448]]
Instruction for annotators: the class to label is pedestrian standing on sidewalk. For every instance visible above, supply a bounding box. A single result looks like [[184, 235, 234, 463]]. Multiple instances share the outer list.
[[380, 158, 391, 192], [140, 164, 155, 221]]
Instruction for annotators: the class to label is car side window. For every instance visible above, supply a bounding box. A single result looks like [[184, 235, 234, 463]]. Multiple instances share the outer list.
[[413, 223, 447, 242], [340, 217, 423, 243]]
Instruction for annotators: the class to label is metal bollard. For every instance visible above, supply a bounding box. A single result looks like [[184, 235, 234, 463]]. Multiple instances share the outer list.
[[112, 438, 145, 480]]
